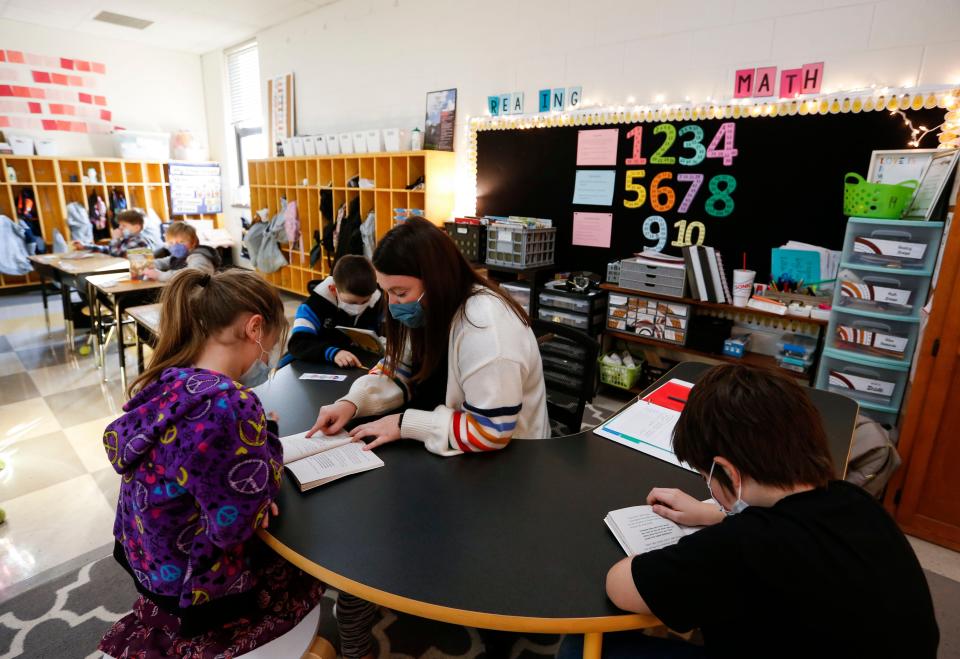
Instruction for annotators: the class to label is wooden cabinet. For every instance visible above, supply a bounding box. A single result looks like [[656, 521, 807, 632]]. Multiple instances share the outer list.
[[0, 155, 220, 291], [247, 151, 455, 295], [885, 196, 960, 551]]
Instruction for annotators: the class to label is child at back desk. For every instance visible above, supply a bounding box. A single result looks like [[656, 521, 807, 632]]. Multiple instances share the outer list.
[[97, 269, 323, 658], [143, 220, 220, 281], [72, 209, 149, 257], [283, 254, 382, 368]]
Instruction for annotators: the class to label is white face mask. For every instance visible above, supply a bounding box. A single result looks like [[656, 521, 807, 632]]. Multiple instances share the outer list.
[[706, 460, 749, 516], [238, 334, 280, 388], [337, 294, 370, 319]]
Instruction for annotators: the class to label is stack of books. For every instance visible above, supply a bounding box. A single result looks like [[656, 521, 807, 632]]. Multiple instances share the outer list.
[[682, 246, 733, 304]]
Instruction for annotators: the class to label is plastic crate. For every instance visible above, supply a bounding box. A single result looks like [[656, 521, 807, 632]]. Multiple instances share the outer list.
[[599, 359, 642, 390], [485, 225, 556, 268], [444, 222, 486, 263]]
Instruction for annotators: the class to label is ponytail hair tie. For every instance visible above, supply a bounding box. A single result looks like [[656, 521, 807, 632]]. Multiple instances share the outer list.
[[199, 273, 211, 287]]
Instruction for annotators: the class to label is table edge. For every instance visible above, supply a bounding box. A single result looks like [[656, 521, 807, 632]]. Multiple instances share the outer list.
[[257, 529, 661, 634]]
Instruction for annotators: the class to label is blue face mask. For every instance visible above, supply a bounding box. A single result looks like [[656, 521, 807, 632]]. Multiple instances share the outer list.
[[169, 243, 189, 259], [121, 228, 132, 238], [239, 336, 280, 388], [388, 293, 425, 328], [706, 460, 749, 516]]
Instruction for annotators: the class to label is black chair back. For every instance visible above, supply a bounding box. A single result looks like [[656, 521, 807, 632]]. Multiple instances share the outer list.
[[533, 320, 600, 436]]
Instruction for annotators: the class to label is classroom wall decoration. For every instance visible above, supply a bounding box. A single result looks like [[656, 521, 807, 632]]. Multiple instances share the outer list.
[[0, 48, 113, 133], [168, 161, 223, 215], [472, 88, 959, 281], [425, 88, 457, 151]]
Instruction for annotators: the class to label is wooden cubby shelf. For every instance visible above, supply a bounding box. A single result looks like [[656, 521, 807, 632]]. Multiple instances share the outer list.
[[248, 150, 455, 296], [0, 155, 221, 290]]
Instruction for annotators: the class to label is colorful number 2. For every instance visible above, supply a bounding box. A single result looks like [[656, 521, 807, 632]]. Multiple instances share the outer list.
[[650, 124, 676, 165]]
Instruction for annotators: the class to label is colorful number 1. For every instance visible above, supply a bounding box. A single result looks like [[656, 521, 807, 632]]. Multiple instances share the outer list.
[[625, 126, 646, 165]]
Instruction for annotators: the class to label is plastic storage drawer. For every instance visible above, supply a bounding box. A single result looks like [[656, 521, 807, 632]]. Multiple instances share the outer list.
[[538, 307, 604, 332], [827, 308, 919, 362], [500, 281, 531, 315], [616, 276, 686, 298], [619, 259, 687, 284], [817, 348, 909, 411], [538, 290, 607, 315], [837, 267, 930, 317], [842, 218, 944, 272]]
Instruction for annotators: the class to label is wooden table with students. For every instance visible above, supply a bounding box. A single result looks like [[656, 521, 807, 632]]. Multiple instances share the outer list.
[[254, 360, 858, 659]]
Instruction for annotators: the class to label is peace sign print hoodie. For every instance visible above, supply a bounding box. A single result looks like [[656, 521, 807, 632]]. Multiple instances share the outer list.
[[104, 367, 281, 633]]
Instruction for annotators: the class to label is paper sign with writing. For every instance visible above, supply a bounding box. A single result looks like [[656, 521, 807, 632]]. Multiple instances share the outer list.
[[576, 128, 619, 166], [573, 170, 616, 205], [572, 212, 613, 248]]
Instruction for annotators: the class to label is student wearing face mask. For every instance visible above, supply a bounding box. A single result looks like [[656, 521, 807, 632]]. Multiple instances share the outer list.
[[308, 217, 548, 455], [72, 209, 149, 257], [98, 269, 325, 658], [282, 255, 383, 369], [307, 217, 549, 659], [142, 221, 220, 281], [558, 365, 938, 659]]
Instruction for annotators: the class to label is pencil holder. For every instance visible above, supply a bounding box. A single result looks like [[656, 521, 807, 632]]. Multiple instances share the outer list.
[[842, 173, 917, 219]]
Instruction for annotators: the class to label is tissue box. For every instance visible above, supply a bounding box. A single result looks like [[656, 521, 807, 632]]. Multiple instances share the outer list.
[[9, 135, 34, 155]]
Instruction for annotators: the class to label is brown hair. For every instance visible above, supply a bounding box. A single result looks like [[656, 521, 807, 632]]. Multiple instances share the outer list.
[[128, 269, 288, 398], [672, 364, 835, 493], [116, 209, 144, 228], [165, 221, 198, 246], [332, 254, 377, 297], [374, 217, 528, 383]]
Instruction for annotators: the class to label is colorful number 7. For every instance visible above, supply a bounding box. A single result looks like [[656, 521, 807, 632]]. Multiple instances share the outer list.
[[676, 173, 704, 214]]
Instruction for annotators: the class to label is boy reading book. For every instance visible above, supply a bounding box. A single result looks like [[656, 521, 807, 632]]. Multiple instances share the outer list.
[[72, 209, 149, 257], [559, 365, 938, 659], [283, 255, 382, 368]]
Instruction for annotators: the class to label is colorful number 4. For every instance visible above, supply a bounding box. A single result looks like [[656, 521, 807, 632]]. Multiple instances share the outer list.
[[706, 122, 738, 166]]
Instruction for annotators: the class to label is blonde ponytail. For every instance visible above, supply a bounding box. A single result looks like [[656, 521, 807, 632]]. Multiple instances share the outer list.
[[128, 269, 287, 398]]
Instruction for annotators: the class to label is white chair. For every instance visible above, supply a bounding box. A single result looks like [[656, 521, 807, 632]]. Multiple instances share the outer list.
[[102, 604, 327, 659]]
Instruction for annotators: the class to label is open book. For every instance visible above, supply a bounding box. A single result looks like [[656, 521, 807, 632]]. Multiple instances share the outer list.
[[336, 326, 384, 355], [604, 505, 702, 555], [281, 431, 384, 491]]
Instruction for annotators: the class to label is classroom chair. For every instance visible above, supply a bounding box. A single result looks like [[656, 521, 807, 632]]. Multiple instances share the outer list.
[[533, 320, 600, 436]]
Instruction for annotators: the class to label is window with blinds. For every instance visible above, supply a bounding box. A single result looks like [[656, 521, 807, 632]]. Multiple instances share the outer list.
[[227, 42, 262, 127], [225, 41, 265, 191]]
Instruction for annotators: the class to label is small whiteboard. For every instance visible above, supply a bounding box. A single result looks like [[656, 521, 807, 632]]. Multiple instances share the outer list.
[[168, 162, 222, 215]]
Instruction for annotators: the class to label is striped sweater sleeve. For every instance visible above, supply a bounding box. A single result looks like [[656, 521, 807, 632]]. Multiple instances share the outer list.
[[401, 315, 525, 456], [338, 350, 414, 418], [286, 303, 342, 363]]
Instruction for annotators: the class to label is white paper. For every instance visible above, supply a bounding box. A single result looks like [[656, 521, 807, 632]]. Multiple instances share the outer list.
[[280, 430, 352, 464], [285, 441, 383, 487], [594, 399, 694, 471], [299, 373, 348, 381], [605, 505, 700, 555]]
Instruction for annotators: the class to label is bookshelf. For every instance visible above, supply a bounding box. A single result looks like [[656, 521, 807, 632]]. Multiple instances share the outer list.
[[600, 283, 827, 386], [0, 155, 220, 290], [247, 150, 456, 295]]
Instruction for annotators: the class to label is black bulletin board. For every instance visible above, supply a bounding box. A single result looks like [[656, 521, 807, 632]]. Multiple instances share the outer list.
[[476, 107, 947, 282]]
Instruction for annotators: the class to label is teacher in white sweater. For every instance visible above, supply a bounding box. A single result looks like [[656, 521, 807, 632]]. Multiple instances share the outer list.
[[308, 216, 549, 455]]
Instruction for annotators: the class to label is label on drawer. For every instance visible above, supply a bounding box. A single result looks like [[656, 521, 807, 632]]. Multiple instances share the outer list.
[[840, 280, 911, 305], [609, 294, 628, 306], [837, 324, 908, 355], [854, 237, 926, 260], [828, 370, 895, 397]]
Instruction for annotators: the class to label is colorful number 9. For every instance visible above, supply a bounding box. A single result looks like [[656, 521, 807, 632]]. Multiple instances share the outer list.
[[643, 215, 668, 252]]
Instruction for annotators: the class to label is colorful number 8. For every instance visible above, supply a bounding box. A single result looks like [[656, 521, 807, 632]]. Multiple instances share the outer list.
[[705, 175, 736, 217]]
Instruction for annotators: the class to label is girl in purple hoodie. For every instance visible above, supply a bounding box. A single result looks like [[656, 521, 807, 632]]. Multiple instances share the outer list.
[[98, 269, 323, 658]]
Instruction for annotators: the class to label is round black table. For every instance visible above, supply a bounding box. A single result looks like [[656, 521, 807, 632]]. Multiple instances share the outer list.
[[254, 360, 858, 658]]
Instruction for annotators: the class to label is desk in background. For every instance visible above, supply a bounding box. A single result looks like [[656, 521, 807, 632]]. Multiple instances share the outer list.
[[27, 253, 129, 347], [87, 274, 166, 391], [255, 361, 858, 658], [126, 303, 161, 374]]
